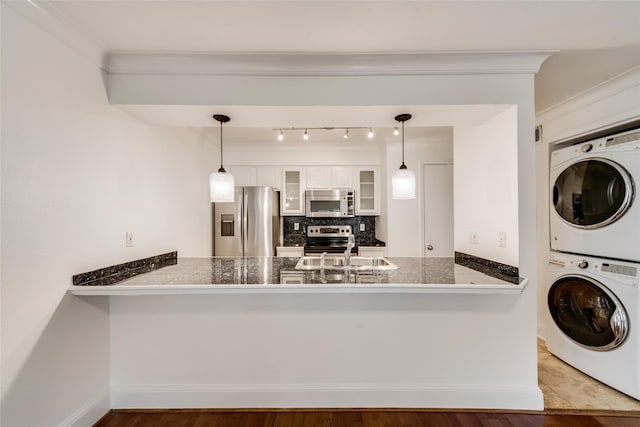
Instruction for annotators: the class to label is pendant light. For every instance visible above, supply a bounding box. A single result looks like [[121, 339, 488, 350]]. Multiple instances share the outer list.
[[209, 114, 235, 203], [392, 113, 416, 200]]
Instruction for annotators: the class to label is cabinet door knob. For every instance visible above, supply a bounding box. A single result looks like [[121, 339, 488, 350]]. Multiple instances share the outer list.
[[427, 245, 434, 251]]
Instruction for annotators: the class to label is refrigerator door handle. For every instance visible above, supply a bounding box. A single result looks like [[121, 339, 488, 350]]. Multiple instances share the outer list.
[[242, 191, 249, 255]]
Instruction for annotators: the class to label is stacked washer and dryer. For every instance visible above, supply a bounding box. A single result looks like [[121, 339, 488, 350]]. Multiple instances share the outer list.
[[546, 127, 640, 400]]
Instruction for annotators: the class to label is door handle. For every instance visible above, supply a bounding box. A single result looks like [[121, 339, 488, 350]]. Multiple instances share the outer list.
[[427, 245, 434, 251]]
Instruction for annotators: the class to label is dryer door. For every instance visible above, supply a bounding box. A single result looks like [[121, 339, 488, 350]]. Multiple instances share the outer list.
[[552, 158, 633, 229], [548, 275, 628, 351]]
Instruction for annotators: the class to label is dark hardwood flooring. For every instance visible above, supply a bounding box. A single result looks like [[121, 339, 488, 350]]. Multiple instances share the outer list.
[[94, 409, 640, 427]]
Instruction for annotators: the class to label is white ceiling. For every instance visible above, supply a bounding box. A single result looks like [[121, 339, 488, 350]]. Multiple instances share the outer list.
[[119, 104, 507, 145], [18, 1, 640, 142]]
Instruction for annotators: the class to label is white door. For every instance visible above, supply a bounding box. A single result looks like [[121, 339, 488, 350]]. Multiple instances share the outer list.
[[423, 164, 454, 257]]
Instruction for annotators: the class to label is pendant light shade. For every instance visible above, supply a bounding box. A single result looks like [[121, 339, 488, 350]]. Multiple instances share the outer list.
[[210, 170, 234, 202], [392, 167, 416, 199], [392, 114, 416, 200], [210, 114, 235, 203]]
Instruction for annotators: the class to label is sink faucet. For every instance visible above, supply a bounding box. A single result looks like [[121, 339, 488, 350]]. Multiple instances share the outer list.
[[344, 234, 355, 267], [320, 251, 327, 269]]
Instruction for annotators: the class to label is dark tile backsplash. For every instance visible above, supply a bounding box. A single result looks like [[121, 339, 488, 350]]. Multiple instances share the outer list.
[[283, 216, 383, 247]]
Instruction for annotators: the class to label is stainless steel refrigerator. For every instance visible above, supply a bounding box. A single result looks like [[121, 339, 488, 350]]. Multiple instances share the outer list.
[[213, 186, 280, 256]]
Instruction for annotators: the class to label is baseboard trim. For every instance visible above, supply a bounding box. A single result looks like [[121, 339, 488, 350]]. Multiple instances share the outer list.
[[56, 389, 110, 427], [112, 383, 544, 411]]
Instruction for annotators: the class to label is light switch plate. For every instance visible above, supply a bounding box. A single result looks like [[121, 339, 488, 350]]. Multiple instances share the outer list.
[[498, 232, 507, 247], [294, 223, 300, 231], [126, 232, 134, 247], [469, 231, 478, 245], [360, 223, 365, 231]]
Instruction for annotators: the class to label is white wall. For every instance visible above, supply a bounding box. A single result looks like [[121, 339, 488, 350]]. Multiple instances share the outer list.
[[454, 107, 519, 267], [384, 134, 453, 257], [535, 68, 640, 339], [110, 292, 541, 410], [0, 6, 215, 426]]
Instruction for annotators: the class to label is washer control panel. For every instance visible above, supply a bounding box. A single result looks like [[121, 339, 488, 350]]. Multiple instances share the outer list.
[[549, 254, 639, 288], [602, 262, 638, 277]]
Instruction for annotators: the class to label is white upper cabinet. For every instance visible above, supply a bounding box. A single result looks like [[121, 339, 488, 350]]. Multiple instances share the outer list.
[[229, 165, 379, 216], [306, 167, 332, 189], [354, 167, 380, 215], [226, 166, 256, 186], [257, 167, 281, 189], [331, 166, 353, 189], [307, 166, 354, 189], [281, 168, 306, 215]]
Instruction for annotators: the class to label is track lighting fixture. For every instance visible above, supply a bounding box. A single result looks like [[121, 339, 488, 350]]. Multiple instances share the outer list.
[[273, 126, 377, 141], [391, 114, 416, 200], [210, 114, 234, 203]]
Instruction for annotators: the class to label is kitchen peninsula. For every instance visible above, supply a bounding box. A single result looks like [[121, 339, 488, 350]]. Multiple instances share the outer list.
[[69, 253, 539, 411], [69, 256, 526, 296]]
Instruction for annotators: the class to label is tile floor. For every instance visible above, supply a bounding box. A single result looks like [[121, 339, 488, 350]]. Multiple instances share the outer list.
[[538, 339, 640, 411]]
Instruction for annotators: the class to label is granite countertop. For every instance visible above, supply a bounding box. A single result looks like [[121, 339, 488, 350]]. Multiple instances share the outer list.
[[69, 257, 527, 296]]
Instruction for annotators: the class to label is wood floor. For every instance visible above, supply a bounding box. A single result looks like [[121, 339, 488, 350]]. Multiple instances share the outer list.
[[96, 341, 640, 426], [94, 409, 640, 427]]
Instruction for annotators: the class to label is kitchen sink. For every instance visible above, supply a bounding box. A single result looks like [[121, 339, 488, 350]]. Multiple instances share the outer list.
[[294, 256, 398, 271]]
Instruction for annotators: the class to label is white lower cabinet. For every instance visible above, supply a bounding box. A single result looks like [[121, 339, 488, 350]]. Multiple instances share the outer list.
[[358, 246, 386, 257], [276, 246, 304, 257]]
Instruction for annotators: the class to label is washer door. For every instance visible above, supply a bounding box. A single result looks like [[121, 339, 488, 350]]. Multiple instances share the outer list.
[[548, 275, 628, 351], [552, 158, 633, 229]]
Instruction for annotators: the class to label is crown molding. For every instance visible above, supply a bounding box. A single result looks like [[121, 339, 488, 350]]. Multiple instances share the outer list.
[[536, 65, 640, 122], [4, 0, 106, 69], [108, 51, 556, 77]]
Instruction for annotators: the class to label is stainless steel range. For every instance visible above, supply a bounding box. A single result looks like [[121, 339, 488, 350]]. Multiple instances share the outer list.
[[304, 225, 357, 255]]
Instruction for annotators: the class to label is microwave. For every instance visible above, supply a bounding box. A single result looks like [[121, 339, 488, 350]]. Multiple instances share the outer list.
[[305, 189, 355, 218]]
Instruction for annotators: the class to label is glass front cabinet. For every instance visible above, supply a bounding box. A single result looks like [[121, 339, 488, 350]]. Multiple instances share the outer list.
[[281, 168, 306, 215], [354, 167, 379, 215]]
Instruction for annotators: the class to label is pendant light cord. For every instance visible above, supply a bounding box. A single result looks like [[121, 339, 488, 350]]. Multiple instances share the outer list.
[[218, 121, 225, 173], [400, 120, 407, 169]]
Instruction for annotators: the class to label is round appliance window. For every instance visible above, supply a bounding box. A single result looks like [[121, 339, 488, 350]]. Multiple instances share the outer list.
[[548, 275, 628, 351], [552, 158, 633, 229]]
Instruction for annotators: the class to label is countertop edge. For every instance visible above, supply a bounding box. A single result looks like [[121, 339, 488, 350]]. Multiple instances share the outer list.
[[69, 278, 528, 296]]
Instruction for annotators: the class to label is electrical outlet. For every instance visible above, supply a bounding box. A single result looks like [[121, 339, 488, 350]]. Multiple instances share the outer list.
[[360, 223, 365, 231], [126, 232, 134, 247], [294, 222, 300, 231], [498, 232, 507, 247], [469, 231, 478, 245]]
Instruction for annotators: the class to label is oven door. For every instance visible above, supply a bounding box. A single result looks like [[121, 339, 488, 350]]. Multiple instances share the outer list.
[[548, 274, 628, 351], [552, 157, 634, 229]]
